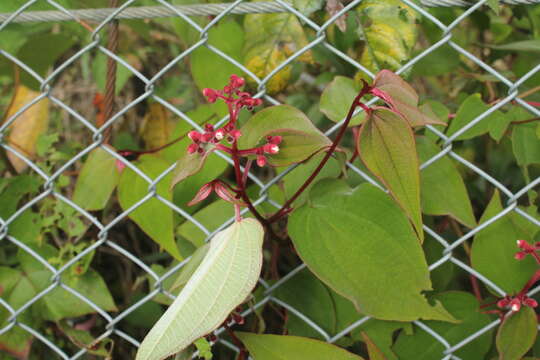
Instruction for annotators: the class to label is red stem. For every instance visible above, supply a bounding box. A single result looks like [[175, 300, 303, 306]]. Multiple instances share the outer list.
[[268, 86, 372, 223], [518, 268, 540, 296]]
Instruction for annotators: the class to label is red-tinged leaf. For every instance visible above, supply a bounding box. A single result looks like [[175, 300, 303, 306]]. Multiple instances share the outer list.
[[357, 107, 423, 242], [372, 71, 445, 127], [496, 307, 537, 360], [1, 85, 49, 173], [170, 148, 215, 191], [186, 182, 214, 206]]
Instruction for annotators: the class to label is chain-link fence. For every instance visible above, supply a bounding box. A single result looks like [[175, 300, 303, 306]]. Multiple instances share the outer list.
[[1, 0, 539, 359]]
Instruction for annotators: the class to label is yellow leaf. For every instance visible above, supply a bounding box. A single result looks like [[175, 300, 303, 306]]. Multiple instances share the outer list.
[[244, 10, 312, 94], [139, 103, 176, 150], [2, 86, 49, 173]]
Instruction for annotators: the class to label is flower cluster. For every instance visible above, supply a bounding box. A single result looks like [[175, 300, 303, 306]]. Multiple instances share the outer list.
[[186, 75, 281, 167], [497, 293, 538, 312]]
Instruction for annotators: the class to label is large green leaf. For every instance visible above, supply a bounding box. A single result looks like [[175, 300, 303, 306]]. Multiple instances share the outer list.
[[73, 147, 120, 211], [357, 107, 423, 241], [471, 191, 538, 294], [393, 291, 492, 360], [236, 333, 365, 360], [118, 155, 181, 260], [357, 0, 418, 74], [417, 137, 476, 228], [136, 219, 264, 360], [288, 180, 455, 322], [496, 307, 538, 360], [319, 76, 364, 126], [243, 8, 312, 93]]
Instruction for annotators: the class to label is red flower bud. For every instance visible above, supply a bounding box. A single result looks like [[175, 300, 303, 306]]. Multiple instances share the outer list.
[[230, 74, 245, 88], [497, 298, 510, 309], [510, 298, 521, 312], [202, 88, 218, 103], [517, 239, 528, 249], [187, 143, 199, 154], [263, 143, 279, 154], [257, 155, 267, 167], [215, 129, 226, 141], [515, 251, 526, 260], [188, 131, 201, 142], [524, 297, 538, 308], [187, 182, 214, 206]]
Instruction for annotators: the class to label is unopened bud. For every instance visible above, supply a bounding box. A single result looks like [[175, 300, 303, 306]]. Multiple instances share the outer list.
[[187, 143, 199, 154], [264, 143, 279, 154], [517, 240, 527, 249], [188, 131, 201, 142], [524, 297, 538, 308], [257, 155, 267, 167], [515, 251, 526, 260], [510, 298, 521, 312]]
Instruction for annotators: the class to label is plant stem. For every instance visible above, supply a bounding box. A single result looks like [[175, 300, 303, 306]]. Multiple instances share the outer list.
[[224, 323, 248, 360], [268, 86, 371, 223]]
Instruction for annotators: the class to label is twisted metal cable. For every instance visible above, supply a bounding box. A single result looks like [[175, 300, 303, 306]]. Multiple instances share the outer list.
[[1, 0, 539, 24]]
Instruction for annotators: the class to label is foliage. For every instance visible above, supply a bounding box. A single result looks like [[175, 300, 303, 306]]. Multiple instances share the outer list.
[[0, 1, 539, 359]]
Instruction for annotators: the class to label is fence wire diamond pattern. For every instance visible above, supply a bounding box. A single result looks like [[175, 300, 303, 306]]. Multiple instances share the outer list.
[[1, 0, 540, 359]]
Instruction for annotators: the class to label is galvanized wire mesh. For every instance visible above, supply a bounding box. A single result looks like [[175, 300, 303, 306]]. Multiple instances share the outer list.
[[0, 0, 539, 359]]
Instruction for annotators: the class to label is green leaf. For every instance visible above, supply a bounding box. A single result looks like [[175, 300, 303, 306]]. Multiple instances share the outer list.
[[16, 33, 76, 90], [239, 105, 331, 166], [243, 10, 312, 93], [288, 181, 455, 322], [263, 129, 331, 167], [170, 243, 210, 292], [496, 307, 538, 360], [0, 175, 40, 218], [488, 40, 540, 53], [275, 268, 337, 340], [446, 94, 506, 140], [486, 0, 500, 14], [16, 244, 117, 321], [118, 155, 181, 260], [393, 291, 493, 360], [58, 321, 113, 358], [357, 0, 418, 74], [417, 137, 476, 228], [361, 332, 387, 360], [357, 107, 423, 241], [292, 0, 324, 15], [170, 148, 215, 191], [73, 147, 120, 211], [512, 122, 540, 166], [236, 333, 365, 360], [471, 191, 539, 294], [136, 219, 264, 360], [319, 76, 364, 126]]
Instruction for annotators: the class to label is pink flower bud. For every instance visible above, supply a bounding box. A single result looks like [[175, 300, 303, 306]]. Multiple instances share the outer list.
[[215, 129, 225, 141], [202, 133, 214, 143], [263, 143, 279, 154], [510, 298, 521, 312], [204, 124, 215, 132], [230, 129, 242, 140], [497, 298, 510, 309], [187, 143, 199, 154], [187, 182, 214, 206], [202, 88, 218, 103], [267, 135, 282, 144], [517, 240, 528, 249], [188, 131, 201, 142], [524, 297, 538, 308], [230, 74, 245, 88], [257, 155, 267, 167], [515, 251, 526, 260]]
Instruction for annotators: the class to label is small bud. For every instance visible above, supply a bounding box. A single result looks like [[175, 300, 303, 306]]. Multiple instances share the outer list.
[[204, 123, 215, 132], [517, 240, 527, 249], [187, 182, 214, 206], [223, 85, 232, 94], [187, 143, 199, 154], [202, 133, 214, 143], [202, 88, 218, 103], [230, 74, 245, 88], [267, 135, 282, 144], [524, 297, 538, 308], [497, 298, 510, 309], [257, 155, 267, 167], [188, 131, 201, 142], [215, 129, 225, 140], [263, 143, 279, 154], [510, 298, 521, 312], [515, 251, 526, 260], [230, 129, 242, 140]]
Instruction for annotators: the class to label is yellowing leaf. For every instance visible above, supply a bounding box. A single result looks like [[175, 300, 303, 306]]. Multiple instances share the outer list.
[[496, 307, 537, 360], [244, 10, 312, 93], [357, 0, 417, 74], [140, 103, 176, 150], [2, 85, 49, 172], [136, 219, 264, 360]]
